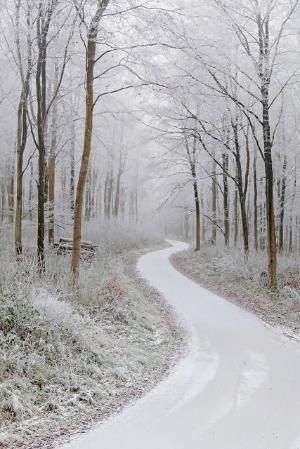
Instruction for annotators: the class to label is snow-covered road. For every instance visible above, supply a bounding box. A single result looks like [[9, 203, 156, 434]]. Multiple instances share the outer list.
[[58, 241, 300, 449]]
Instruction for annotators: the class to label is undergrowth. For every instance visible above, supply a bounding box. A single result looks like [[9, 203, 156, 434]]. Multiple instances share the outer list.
[[0, 222, 179, 448], [172, 243, 300, 339]]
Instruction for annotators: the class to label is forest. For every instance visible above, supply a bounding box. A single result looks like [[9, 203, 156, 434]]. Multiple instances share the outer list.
[[1, 0, 300, 448]]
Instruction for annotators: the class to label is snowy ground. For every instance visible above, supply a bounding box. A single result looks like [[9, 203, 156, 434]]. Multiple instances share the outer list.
[[171, 245, 300, 341], [54, 240, 300, 449], [0, 228, 182, 449]]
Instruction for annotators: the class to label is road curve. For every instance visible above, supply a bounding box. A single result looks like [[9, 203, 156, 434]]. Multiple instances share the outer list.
[[58, 240, 300, 449]]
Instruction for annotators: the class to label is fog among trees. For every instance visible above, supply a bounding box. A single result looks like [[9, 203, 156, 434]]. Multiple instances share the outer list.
[[0, 0, 299, 287], [3, 1, 300, 447]]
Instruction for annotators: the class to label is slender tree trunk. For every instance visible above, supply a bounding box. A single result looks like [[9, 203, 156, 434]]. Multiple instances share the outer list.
[[72, 1, 111, 277], [48, 154, 55, 245], [201, 193, 206, 242], [222, 152, 229, 246], [278, 155, 287, 254], [253, 153, 258, 252], [48, 65, 58, 246], [104, 173, 109, 218], [15, 96, 25, 255], [129, 191, 135, 223], [36, 38, 47, 272], [257, 12, 277, 287], [104, 170, 113, 220], [7, 166, 15, 224], [232, 120, 249, 258], [114, 173, 121, 218], [184, 211, 190, 241], [288, 166, 297, 253], [289, 216, 294, 254], [15, 6, 31, 255], [48, 130, 56, 246], [238, 189, 249, 257], [120, 189, 125, 219], [85, 167, 91, 222], [135, 190, 138, 224], [108, 170, 114, 219], [211, 156, 217, 245], [234, 183, 239, 247], [29, 161, 33, 221], [114, 164, 122, 218], [72, 56, 94, 274], [36, 2, 52, 272], [1, 177, 6, 222], [185, 132, 200, 250], [262, 95, 277, 287], [97, 182, 102, 216], [192, 171, 200, 252], [91, 168, 97, 218], [70, 120, 75, 216]]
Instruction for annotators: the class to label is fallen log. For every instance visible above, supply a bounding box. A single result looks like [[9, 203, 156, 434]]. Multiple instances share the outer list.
[[54, 237, 97, 259]]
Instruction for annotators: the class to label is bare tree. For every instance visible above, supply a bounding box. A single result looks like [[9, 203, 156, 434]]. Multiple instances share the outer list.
[[14, 0, 33, 256], [71, 0, 110, 278], [184, 130, 201, 251]]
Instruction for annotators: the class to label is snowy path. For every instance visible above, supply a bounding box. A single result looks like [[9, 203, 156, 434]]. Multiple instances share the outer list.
[[58, 241, 300, 449]]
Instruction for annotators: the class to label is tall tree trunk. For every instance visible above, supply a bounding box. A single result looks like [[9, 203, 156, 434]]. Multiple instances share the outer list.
[[193, 181, 201, 252], [91, 168, 97, 218], [262, 94, 277, 287], [1, 177, 6, 222], [29, 160, 33, 221], [48, 120, 57, 245], [7, 166, 15, 224], [233, 182, 239, 247], [135, 190, 138, 224], [15, 95, 26, 255], [211, 156, 217, 245], [104, 173, 109, 218], [120, 189, 125, 219], [48, 155, 55, 245], [97, 182, 102, 216], [278, 155, 287, 254], [253, 152, 258, 252], [48, 64, 58, 246], [185, 133, 200, 251], [201, 193, 206, 242], [289, 166, 297, 254], [184, 211, 190, 241], [222, 152, 229, 246], [108, 170, 113, 219], [70, 119, 75, 216], [232, 120, 249, 258], [36, 2, 52, 272], [114, 173, 121, 218], [258, 12, 277, 288], [15, 2, 31, 256], [85, 167, 91, 222], [72, 53, 94, 274], [36, 37, 47, 272], [71, 0, 110, 277], [238, 190, 249, 258], [114, 164, 122, 218], [129, 191, 135, 223]]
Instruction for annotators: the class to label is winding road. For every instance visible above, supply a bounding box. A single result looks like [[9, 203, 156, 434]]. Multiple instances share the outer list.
[[59, 241, 300, 449]]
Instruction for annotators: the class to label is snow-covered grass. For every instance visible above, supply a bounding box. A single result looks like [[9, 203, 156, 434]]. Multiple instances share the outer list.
[[0, 223, 180, 448], [171, 243, 300, 340]]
